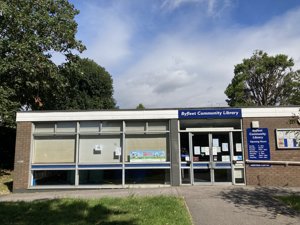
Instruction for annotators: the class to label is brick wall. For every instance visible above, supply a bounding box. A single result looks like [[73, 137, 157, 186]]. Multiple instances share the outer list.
[[13, 122, 32, 192], [243, 117, 300, 186]]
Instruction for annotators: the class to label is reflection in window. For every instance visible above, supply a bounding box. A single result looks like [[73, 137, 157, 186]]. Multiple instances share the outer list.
[[125, 169, 170, 184], [79, 170, 122, 185], [33, 170, 75, 186]]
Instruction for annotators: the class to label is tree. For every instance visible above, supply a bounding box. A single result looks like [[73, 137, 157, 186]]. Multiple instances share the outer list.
[[225, 50, 300, 106], [136, 103, 145, 109], [0, 86, 20, 127], [0, 0, 85, 117], [44, 58, 116, 110]]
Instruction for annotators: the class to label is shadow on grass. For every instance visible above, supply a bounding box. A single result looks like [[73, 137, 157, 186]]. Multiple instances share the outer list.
[[3, 181, 13, 192], [0, 199, 137, 225], [218, 187, 300, 219], [0, 169, 11, 176]]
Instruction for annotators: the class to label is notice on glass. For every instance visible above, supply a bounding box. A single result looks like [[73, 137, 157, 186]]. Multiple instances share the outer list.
[[222, 155, 230, 162], [194, 146, 201, 155], [236, 143, 242, 152], [115, 147, 122, 156], [201, 147, 209, 155], [213, 138, 219, 147], [222, 143, 229, 152], [212, 147, 219, 155]]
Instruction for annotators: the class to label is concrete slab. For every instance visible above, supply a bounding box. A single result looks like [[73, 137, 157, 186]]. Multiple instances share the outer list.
[[177, 186, 300, 225]]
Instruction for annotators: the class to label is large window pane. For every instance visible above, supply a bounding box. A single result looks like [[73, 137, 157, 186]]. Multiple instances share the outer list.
[[79, 135, 121, 163], [79, 170, 122, 185], [33, 170, 75, 186], [125, 169, 170, 184], [33, 137, 75, 163], [125, 134, 168, 162]]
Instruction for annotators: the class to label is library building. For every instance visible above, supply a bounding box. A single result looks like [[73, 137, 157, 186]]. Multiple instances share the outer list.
[[13, 107, 300, 192]]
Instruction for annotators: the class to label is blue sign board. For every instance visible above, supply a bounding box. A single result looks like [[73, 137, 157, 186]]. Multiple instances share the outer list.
[[178, 109, 242, 119], [247, 128, 270, 160]]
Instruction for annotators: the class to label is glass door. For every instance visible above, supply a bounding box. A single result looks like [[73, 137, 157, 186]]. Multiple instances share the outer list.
[[211, 133, 232, 183], [190, 132, 233, 184], [191, 133, 211, 184]]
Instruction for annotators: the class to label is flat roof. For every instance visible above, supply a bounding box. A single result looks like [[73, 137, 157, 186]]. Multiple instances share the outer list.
[[16, 107, 300, 122]]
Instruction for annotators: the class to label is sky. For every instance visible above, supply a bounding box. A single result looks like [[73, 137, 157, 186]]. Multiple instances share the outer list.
[[58, 0, 300, 109]]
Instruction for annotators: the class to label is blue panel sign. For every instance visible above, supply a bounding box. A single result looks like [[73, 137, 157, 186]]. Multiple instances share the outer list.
[[247, 128, 270, 160], [178, 109, 242, 119]]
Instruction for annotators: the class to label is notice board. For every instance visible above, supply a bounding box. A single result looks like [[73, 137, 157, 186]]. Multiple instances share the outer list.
[[247, 128, 270, 160]]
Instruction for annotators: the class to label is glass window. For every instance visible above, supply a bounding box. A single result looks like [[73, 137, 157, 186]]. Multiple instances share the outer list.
[[214, 169, 232, 182], [233, 132, 243, 161], [35, 123, 54, 133], [125, 169, 170, 184], [79, 170, 122, 185], [194, 169, 211, 182], [56, 122, 76, 133], [126, 121, 145, 132], [33, 136, 76, 163], [125, 134, 168, 162], [148, 121, 168, 131], [79, 135, 122, 163], [234, 168, 245, 184], [181, 169, 191, 184], [101, 121, 122, 132], [32, 170, 75, 186], [80, 121, 100, 133]]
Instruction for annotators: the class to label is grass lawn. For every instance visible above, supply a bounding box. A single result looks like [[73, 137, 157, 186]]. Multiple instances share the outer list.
[[0, 196, 192, 225], [0, 169, 12, 195], [276, 195, 300, 212]]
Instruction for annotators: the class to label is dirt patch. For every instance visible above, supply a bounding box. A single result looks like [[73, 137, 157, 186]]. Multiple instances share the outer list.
[[0, 169, 13, 195]]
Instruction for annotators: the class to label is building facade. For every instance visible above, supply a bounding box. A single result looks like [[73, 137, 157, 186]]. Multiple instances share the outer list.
[[13, 107, 300, 192]]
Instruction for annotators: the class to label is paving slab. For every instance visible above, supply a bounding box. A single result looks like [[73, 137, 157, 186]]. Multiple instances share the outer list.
[[177, 186, 300, 225]]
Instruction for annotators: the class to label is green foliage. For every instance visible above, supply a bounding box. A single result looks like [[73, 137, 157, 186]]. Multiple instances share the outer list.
[[44, 58, 116, 110], [276, 195, 300, 212], [225, 50, 300, 106], [136, 103, 146, 109], [0, 0, 85, 125], [0, 196, 192, 225], [0, 87, 20, 127]]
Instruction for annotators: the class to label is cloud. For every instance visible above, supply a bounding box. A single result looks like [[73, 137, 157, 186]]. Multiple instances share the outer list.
[[114, 6, 300, 108], [76, 2, 133, 71], [161, 0, 233, 17]]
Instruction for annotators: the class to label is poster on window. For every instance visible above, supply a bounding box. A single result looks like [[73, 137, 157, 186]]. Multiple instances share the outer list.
[[276, 129, 300, 149], [129, 150, 166, 162]]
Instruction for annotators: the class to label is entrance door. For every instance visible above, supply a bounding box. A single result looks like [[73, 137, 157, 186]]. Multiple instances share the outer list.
[[190, 132, 232, 184]]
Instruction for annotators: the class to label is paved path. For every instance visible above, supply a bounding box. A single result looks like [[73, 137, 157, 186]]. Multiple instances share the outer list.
[[1, 186, 300, 225]]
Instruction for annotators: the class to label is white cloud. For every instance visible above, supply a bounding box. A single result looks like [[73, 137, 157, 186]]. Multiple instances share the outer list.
[[114, 6, 300, 108], [77, 2, 133, 70], [161, 0, 233, 17]]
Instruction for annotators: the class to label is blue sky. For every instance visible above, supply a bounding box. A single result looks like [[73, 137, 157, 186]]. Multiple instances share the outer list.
[[58, 0, 300, 108]]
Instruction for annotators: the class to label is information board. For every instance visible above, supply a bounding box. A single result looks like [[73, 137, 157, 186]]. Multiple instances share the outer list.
[[276, 129, 300, 149], [247, 128, 270, 160]]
